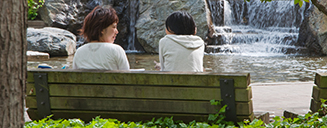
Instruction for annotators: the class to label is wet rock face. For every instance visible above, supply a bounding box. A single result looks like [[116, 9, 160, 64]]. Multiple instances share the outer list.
[[38, 0, 145, 51], [136, 0, 208, 53], [39, 0, 105, 35], [27, 27, 77, 56], [298, 2, 327, 56]]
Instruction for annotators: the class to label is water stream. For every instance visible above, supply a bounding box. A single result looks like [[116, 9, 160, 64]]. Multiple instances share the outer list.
[[27, 54, 327, 83], [207, 0, 306, 55], [127, 0, 138, 51]]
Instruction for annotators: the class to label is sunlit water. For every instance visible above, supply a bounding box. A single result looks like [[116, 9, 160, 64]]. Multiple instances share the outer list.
[[27, 54, 327, 83]]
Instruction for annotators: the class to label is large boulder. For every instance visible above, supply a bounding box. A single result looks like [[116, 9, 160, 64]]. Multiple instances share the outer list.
[[38, 0, 145, 51], [297, 1, 327, 56], [136, 0, 209, 53], [27, 27, 76, 56]]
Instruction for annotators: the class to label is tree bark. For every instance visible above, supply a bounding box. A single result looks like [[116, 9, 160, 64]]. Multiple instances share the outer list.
[[311, 0, 327, 16], [0, 0, 27, 128]]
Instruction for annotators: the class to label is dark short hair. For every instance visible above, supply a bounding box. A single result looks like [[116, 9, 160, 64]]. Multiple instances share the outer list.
[[79, 5, 119, 42], [165, 11, 196, 35]]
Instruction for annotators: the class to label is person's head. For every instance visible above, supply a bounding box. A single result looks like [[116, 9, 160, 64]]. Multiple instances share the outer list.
[[80, 5, 119, 43], [165, 11, 196, 35]]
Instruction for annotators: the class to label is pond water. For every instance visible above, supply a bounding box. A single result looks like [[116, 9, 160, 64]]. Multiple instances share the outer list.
[[27, 53, 327, 83]]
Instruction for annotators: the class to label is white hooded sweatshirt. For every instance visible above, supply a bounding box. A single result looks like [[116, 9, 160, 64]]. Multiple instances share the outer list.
[[159, 34, 205, 72]]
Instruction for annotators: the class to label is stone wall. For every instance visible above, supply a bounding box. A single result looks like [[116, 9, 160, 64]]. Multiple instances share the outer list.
[[135, 0, 209, 53]]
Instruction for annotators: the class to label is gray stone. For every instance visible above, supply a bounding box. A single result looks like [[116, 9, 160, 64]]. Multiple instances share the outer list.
[[297, 1, 327, 56], [27, 27, 77, 56], [38, 0, 112, 35], [27, 51, 50, 60], [37, 0, 145, 51], [136, 0, 208, 53]]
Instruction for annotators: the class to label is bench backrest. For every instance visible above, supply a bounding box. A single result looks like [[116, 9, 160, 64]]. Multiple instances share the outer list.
[[311, 73, 327, 113], [26, 69, 253, 122]]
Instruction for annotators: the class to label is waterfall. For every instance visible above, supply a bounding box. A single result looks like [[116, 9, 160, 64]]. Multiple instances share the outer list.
[[206, 0, 307, 56], [127, 0, 138, 52]]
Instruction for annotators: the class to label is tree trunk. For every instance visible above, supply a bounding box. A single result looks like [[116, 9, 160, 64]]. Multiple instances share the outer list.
[[0, 0, 27, 128]]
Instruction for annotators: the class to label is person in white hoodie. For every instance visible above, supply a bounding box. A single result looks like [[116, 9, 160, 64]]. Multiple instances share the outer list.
[[158, 11, 205, 72]]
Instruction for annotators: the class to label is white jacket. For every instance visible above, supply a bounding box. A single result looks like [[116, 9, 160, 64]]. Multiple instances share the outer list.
[[159, 34, 204, 72], [73, 43, 130, 70]]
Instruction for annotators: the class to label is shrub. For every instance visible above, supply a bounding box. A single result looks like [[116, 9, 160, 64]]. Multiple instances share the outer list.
[[24, 99, 327, 128], [27, 0, 44, 20]]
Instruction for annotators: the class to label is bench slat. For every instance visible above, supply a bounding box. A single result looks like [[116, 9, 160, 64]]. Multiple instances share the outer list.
[[315, 73, 327, 88], [27, 97, 217, 114], [26, 96, 252, 115], [312, 85, 327, 100], [26, 84, 252, 101], [27, 70, 250, 88], [27, 83, 220, 100], [310, 98, 321, 113], [27, 109, 215, 122]]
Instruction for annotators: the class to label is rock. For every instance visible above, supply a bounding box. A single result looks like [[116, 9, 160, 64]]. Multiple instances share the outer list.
[[26, 51, 50, 60], [27, 27, 77, 56], [37, 0, 145, 51], [38, 0, 107, 35], [136, 0, 208, 53], [297, 2, 327, 56]]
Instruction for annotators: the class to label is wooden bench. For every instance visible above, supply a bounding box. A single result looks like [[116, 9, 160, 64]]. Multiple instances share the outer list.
[[310, 73, 327, 114], [26, 69, 253, 122]]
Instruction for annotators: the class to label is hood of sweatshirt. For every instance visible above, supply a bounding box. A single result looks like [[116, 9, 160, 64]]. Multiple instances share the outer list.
[[165, 35, 204, 49]]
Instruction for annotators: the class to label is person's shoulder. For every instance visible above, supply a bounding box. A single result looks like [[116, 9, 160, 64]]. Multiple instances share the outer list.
[[102, 43, 125, 52], [159, 35, 173, 43], [102, 43, 123, 48], [75, 43, 89, 52]]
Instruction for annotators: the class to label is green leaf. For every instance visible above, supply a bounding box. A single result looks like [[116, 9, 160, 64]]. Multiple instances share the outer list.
[[210, 99, 219, 105], [208, 114, 218, 121], [179, 123, 188, 128], [299, 0, 303, 7], [219, 105, 227, 113], [294, 0, 300, 5]]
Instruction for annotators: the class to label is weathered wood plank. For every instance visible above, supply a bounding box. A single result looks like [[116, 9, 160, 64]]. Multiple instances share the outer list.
[[237, 113, 254, 122], [27, 83, 251, 102], [235, 86, 252, 102], [236, 100, 253, 115], [26, 84, 252, 101], [312, 85, 327, 100], [27, 70, 250, 88], [310, 98, 321, 113], [26, 83, 35, 95], [26, 96, 37, 108], [50, 84, 220, 100], [27, 109, 254, 123], [27, 97, 217, 114], [26, 97, 252, 115], [27, 109, 211, 122], [314, 73, 327, 88]]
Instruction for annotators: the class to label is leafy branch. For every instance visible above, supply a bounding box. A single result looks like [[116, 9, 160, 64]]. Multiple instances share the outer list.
[[27, 0, 45, 20]]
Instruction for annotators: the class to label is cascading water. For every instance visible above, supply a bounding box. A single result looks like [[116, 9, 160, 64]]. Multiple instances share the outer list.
[[126, 0, 138, 53], [206, 0, 307, 56]]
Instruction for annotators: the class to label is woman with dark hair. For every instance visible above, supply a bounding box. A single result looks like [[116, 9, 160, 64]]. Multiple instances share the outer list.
[[73, 5, 130, 70], [158, 11, 205, 72]]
